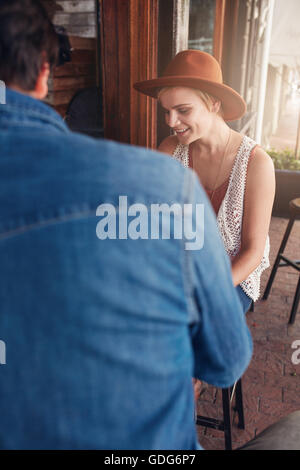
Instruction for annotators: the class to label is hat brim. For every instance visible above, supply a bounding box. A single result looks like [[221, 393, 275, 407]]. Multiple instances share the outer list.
[[133, 76, 246, 121]]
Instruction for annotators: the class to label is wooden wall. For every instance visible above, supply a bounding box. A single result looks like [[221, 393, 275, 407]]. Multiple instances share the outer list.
[[53, 0, 97, 38], [100, 0, 158, 148], [46, 0, 98, 118], [49, 35, 97, 117], [46, 0, 159, 146]]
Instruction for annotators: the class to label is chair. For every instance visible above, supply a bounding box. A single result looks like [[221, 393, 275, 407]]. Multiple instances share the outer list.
[[196, 298, 256, 450], [65, 86, 104, 138], [196, 378, 245, 450], [263, 198, 300, 324], [238, 410, 300, 450]]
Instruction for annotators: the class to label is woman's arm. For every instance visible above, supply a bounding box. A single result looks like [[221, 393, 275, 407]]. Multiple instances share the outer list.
[[231, 147, 276, 286]]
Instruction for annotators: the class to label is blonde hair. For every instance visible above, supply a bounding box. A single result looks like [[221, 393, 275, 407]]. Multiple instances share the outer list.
[[157, 87, 224, 118]]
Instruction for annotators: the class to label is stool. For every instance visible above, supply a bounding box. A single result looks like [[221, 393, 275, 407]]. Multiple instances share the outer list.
[[195, 300, 254, 450], [263, 198, 300, 324], [238, 410, 300, 450], [196, 378, 245, 451]]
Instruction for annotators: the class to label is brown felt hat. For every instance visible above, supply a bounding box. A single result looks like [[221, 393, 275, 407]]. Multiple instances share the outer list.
[[133, 50, 246, 121]]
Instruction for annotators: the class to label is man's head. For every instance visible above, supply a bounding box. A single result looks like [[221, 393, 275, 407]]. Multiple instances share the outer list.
[[0, 0, 58, 99]]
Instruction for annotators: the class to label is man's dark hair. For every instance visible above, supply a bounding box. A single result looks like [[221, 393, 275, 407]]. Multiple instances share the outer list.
[[0, 0, 58, 90]]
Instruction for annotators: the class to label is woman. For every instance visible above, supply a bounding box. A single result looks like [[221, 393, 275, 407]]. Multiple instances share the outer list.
[[134, 50, 275, 314]]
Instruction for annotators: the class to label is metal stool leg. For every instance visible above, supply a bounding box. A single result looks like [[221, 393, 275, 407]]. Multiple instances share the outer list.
[[196, 379, 245, 450], [234, 378, 245, 429], [222, 388, 232, 450], [263, 215, 295, 300], [288, 275, 300, 324]]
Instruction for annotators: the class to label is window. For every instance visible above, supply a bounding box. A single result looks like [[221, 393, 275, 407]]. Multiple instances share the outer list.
[[188, 0, 216, 54]]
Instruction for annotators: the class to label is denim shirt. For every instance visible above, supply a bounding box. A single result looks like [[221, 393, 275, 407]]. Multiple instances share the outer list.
[[0, 89, 252, 449]]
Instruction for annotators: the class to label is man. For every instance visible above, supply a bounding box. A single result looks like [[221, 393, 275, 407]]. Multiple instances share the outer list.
[[0, 0, 252, 449]]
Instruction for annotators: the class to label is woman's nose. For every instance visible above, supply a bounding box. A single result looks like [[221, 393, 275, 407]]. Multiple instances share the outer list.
[[166, 111, 180, 128]]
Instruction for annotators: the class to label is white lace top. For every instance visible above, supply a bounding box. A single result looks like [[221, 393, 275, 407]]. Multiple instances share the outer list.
[[173, 135, 270, 302]]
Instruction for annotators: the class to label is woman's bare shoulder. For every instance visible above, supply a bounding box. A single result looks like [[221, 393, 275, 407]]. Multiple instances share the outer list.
[[250, 146, 275, 173], [157, 135, 179, 156], [247, 145, 275, 191]]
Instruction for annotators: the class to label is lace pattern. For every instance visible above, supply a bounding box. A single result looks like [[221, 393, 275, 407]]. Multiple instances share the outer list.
[[172, 136, 270, 302], [173, 143, 189, 168]]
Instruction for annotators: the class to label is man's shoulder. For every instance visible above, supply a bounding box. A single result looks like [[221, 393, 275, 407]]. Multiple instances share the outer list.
[[50, 132, 187, 178], [30, 131, 191, 199]]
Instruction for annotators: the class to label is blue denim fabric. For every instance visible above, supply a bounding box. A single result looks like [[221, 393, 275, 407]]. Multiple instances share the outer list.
[[236, 286, 253, 314], [0, 89, 252, 449]]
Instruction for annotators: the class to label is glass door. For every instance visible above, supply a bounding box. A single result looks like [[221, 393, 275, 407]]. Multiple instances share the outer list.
[[188, 0, 216, 55]]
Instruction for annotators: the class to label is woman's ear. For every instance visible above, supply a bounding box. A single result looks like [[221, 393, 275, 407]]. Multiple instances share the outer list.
[[211, 99, 221, 114]]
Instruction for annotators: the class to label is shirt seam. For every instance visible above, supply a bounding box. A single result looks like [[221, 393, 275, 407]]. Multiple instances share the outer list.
[[0, 104, 68, 133], [0, 208, 97, 241], [181, 170, 200, 326]]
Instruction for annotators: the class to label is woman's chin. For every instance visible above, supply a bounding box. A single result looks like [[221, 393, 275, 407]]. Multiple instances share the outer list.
[[175, 130, 193, 144]]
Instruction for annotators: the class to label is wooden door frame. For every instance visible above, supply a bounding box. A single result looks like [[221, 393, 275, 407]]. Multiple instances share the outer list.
[[214, 0, 240, 84], [129, 0, 158, 148], [99, 0, 158, 148], [213, 0, 226, 62]]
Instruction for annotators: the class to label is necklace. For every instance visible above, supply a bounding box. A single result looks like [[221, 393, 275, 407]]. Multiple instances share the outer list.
[[209, 128, 232, 205]]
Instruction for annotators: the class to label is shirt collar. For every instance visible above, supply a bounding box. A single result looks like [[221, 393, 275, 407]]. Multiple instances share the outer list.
[[0, 88, 69, 134]]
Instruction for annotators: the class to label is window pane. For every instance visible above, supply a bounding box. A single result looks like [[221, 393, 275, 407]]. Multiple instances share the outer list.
[[188, 0, 216, 54]]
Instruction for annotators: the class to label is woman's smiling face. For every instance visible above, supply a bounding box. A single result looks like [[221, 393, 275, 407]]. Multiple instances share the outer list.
[[159, 87, 217, 145]]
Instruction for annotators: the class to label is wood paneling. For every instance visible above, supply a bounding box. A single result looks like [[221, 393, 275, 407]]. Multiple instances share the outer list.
[[100, 0, 158, 148], [54, 63, 95, 78], [53, 0, 97, 38], [157, 0, 174, 146], [213, 0, 226, 62], [43, 1, 98, 117], [51, 75, 95, 92], [100, 0, 130, 143], [129, 0, 158, 148], [49, 35, 97, 117]]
